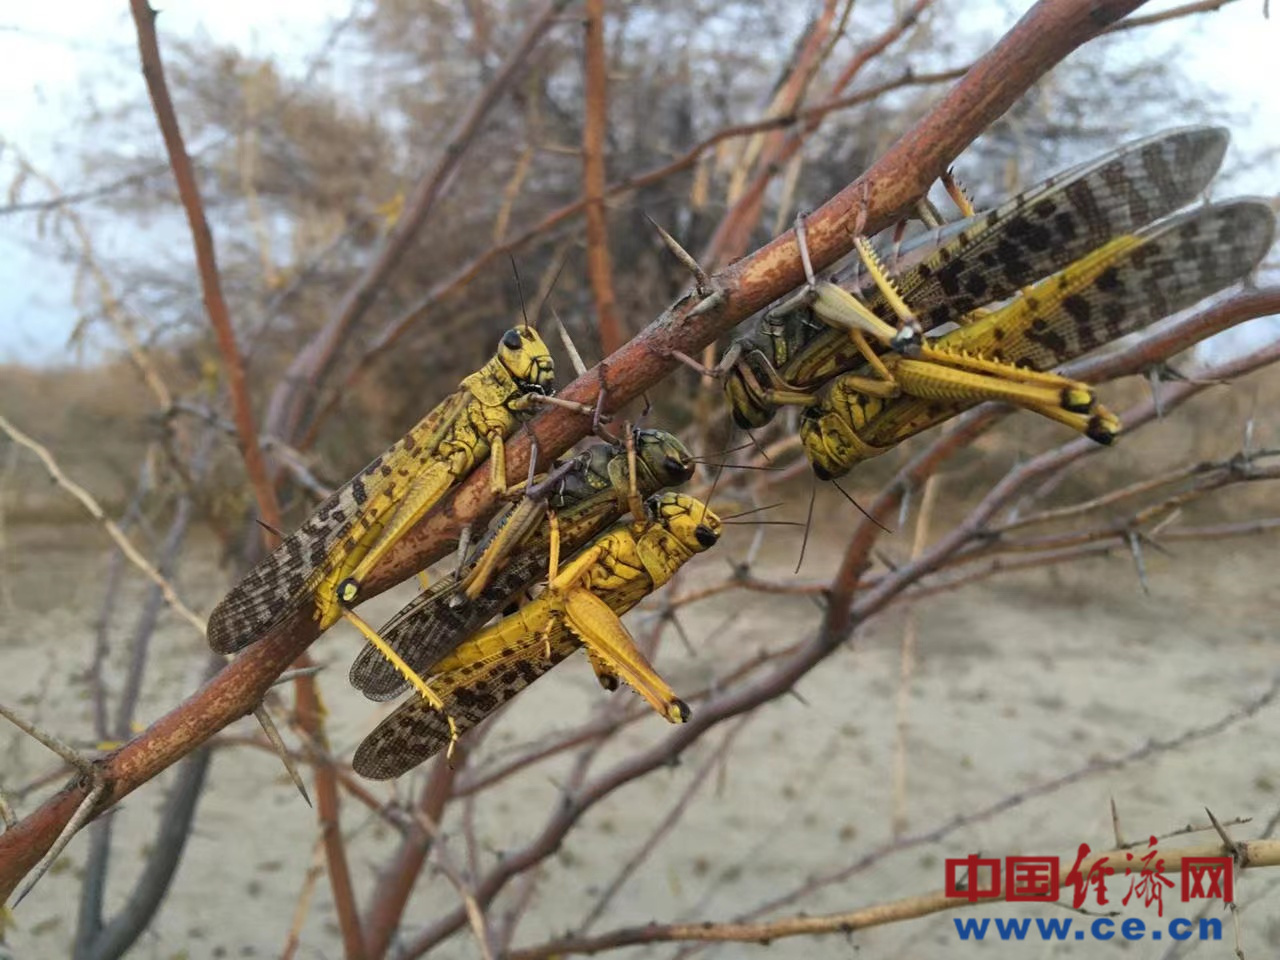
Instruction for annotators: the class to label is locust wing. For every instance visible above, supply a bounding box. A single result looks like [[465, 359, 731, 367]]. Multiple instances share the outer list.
[[353, 570, 656, 779], [352, 611, 575, 779], [858, 198, 1277, 448], [888, 125, 1232, 329], [783, 127, 1232, 388], [206, 390, 469, 653], [348, 549, 545, 700], [347, 447, 672, 700]]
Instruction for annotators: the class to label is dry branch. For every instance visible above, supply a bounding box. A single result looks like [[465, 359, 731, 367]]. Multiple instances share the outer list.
[[265, 0, 576, 445], [508, 834, 1280, 957]]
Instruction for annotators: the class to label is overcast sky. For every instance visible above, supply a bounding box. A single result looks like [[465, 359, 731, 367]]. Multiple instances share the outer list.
[[1, 0, 1277, 363]]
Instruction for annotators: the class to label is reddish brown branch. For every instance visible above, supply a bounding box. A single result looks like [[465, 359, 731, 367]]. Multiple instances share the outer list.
[[0, 0, 1158, 905], [399, 286, 1279, 956], [1106, 0, 1243, 31], [362, 753, 461, 960], [127, 0, 282, 538], [581, 0, 623, 356], [303, 65, 971, 441]]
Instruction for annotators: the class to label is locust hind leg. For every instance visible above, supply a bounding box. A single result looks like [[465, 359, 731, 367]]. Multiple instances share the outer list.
[[455, 439, 574, 605], [562, 588, 690, 723], [912, 346, 1096, 412], [793, 211, 913, 377], [340, 607, 460, 756], [584, 646, 621, 691], [941, 167, 977, 218], [536, 508, 561, 660], [850, 235, 925, 353], [891, 351, 1098, 421], [623, 423, 646, 526]]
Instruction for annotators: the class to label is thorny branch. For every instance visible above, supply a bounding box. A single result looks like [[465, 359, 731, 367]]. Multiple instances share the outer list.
[[266, 0, 577, 445], [128, 0, 368, 953], [509, 835, 1280, 957]]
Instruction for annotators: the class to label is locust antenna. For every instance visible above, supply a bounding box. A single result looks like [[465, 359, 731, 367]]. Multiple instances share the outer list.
[[510, 254, 532, 331], [668, 609, 698, 657], [691, 460, 783, 472], [700, 455, 725, 526], [699, 440, 757, 458], [795, 473, 817, 574], [720, 502, 786, 520], [832, 478, 890, 533], [743, 427, 772, 464], [533, 249, 572, 329]]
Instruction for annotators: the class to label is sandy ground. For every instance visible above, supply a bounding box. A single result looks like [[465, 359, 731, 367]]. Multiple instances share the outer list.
[[2, 508, 1279, 959]]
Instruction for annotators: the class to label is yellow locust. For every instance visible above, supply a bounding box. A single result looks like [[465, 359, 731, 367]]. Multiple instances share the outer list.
[[800, 198, 1276, 479], [346, 429, 697, 701], [716, 126, 1233, 430], [352, 492, 722, 778], [206, 326, 559, 715]]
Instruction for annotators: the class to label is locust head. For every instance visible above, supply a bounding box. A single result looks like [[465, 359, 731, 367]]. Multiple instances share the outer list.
[[798, 380, 888, 481], [497, 326, 555, 397], [798, 403, 855, 481], [648, 492, 722, 552], [634, 429, 696, 490]]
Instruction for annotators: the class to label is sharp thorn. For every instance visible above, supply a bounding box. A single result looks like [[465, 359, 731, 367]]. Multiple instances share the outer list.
[[13, 781, 106, 907], [254, 706, 311, 807]]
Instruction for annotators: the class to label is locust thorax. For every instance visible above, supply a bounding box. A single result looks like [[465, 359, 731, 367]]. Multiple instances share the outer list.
[[648, 492, 722, 552], [497, 326, 555, 395]]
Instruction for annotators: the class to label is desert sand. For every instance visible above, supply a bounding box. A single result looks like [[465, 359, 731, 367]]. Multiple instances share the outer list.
[[2, 506, 1278, 958]]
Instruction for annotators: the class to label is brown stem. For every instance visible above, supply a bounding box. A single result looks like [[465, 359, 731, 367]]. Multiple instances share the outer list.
[[127, 0, 282, 536], [581, 0, 623, 356], [703, 0, 937, 268], [299, 64, 972, 444], [507, 836, 1280, 957], [362, 753, 461, 960]]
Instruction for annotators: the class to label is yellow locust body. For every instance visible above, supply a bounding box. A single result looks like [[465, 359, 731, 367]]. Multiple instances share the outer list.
[[799, 199, 1276, 480], [352, 492, 722, 779], [207, 326, 554, 655], [347, 431, 696, 702], [723, 126, 1233, 429]]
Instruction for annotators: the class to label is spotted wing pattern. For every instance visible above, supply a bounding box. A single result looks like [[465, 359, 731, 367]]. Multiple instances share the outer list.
[[348, 432, 696, 700], [352, 573, 654, 779], [781, 126, 1232, 387], [347, 549, 544, 700], [206, 390, 469, 653], [857, 198, 1276, 448]]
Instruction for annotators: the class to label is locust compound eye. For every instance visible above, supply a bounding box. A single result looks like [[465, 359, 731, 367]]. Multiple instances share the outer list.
[[665, 455, 690, 475], [501, 328, 524, 350], [811, 462, 833, 482], [695, 525, 719, 549]]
